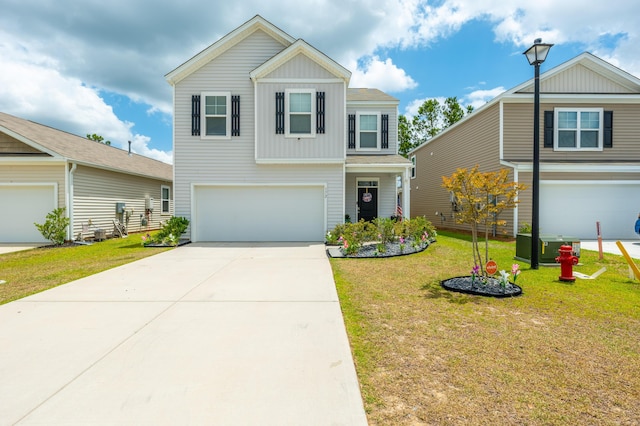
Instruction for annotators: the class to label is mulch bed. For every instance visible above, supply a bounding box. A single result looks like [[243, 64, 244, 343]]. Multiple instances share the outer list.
[[441, 275, 522, 297]]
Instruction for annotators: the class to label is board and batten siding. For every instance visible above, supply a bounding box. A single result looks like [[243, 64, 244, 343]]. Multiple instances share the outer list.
[[0, 163, 65, 208], [173, 29, 345, 239], [503, 102, 640, 162], [410, 103, 518, 235], [255, 81, 345, 161], [72, 165, 172, 239], [264, 53, 337, 80], [346, 105, 398, 155]]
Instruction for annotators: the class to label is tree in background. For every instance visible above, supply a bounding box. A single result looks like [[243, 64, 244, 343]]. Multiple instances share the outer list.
[[87, 133, 111, 146], [398, 96, 473, 157], [442, 165, 526, 275]]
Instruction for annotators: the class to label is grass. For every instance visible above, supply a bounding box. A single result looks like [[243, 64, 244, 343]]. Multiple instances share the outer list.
[[330, 230, 640, 425], [0, 234, 171, 305]]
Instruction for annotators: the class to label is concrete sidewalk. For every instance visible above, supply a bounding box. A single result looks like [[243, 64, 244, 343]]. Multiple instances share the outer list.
[[0, 243, 367, 425]]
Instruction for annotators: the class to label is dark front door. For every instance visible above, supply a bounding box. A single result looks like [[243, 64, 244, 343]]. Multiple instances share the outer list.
[[358, 188, 378, 222]]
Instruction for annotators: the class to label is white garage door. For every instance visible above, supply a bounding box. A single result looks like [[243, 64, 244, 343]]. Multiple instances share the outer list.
[[0, 185, 56, 243], [540, 181, 640, 240], [194, 185, 325, 242]]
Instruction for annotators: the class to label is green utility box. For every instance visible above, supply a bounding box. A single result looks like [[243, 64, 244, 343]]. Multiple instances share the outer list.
[[515, 234, 581, 265]]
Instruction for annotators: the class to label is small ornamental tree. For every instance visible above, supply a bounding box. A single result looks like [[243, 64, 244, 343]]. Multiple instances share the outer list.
[[442, 165, 527, 275], [34, 207, 70, 246]]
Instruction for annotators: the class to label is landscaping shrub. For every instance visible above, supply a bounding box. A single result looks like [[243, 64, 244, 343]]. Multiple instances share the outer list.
[[34, 208, 70, 246], [146, 216, 189, 246]]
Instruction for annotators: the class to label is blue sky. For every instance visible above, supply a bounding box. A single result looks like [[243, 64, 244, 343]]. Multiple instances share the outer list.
[[1, 1, 638, 164]]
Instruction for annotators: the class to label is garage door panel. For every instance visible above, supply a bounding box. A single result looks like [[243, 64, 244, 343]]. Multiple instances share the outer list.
[[194, 186, 325, 242], [540, 182, 640, 240], [0, 185, 55, 243]]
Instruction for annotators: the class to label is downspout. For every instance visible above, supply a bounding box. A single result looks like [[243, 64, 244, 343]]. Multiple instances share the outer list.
[[68, 162, 77, 241]]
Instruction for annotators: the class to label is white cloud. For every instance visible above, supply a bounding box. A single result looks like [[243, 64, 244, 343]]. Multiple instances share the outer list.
[[349, 56, 418, 92], [0, 32, 172, 164], [463, 87, 506, 109]]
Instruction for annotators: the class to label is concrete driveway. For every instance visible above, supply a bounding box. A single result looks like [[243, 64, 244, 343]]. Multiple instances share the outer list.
[[0, 243, 367, 425]]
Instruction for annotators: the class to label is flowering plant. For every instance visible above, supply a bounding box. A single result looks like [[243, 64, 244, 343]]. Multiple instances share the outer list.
[[498, 270, 510, 288], [399, 236, 406, 252], [471, 264, 480, 283], [511, 264, 521, 283]]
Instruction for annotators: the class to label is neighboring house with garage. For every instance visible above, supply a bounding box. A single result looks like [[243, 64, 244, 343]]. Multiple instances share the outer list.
[[165, 15, 411, 242], [410, 52, 640, 240], [0, 112, 173, 243]]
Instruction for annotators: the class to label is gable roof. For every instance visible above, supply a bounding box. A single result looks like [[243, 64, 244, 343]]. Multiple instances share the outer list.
[[513, 52, 640, 94], [165, 15, 296, 85], [0, 112, 172, 181], [347, 88, 398, 104], [249, 39, 351, 83], [410, 52, 640, 156]]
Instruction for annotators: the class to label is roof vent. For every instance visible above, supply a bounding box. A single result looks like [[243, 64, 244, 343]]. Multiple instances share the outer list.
[[128, 140, 132, 156]]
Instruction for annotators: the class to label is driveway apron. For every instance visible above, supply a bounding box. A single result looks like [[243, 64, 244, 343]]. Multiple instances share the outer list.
[[0, 243, 367, 425]]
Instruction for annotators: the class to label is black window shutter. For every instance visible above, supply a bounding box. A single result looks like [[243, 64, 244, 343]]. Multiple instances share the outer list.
[[348, 114, 356, 149], [231, 95, 240, 136], [603, 110, 613, 148], [543, 110, 554, 148], [191, 95, 201, 136], [275, 92, 285, 134], [381, 114, 389, 149], [316, 92, 325, 134]]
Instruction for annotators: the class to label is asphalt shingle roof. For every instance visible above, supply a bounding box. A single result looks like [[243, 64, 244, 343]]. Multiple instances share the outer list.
[[0, 112, 172, 181]]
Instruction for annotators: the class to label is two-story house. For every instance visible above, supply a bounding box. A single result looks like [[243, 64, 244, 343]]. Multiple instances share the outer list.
[[165, 15, 412, 242], [410, 52, 640, 240]]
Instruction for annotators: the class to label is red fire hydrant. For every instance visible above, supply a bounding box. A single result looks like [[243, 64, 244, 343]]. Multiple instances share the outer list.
[[555, 245, 578, 282]]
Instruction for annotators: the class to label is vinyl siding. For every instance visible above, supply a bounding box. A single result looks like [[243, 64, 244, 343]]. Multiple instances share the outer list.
[[173, 29, 346, 240], [264, 53, 337, 79], [503, 103, 640, 162], [72, 165, 172, 239], [520, 64, 635, 94], [345, 173, 397, 221], [346, 105, 398, 155], [410, 103, 517, 235], [0, 134, 42, 153], [0, 163, 65, 207], [255, 82, 345, 161]]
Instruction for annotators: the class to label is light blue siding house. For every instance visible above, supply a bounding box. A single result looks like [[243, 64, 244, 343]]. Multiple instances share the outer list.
[[166, 15, 411, 242]]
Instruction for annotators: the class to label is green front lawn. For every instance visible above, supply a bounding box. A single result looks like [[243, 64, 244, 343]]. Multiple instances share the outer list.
[[331, 231, 640, 425], [0, 235, 171, 304]]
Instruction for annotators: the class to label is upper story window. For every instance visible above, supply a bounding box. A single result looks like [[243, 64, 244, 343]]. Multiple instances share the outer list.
[[410, 155, 416, 179], [202, 92, 231, 139], [555, 108, 603, 151], [356, 112, 381, 151], [161, 185, 171, 214], [285, 89, 316, 138]]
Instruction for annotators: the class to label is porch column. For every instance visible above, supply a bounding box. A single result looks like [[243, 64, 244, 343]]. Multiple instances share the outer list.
[[403, 167, 411, 218]]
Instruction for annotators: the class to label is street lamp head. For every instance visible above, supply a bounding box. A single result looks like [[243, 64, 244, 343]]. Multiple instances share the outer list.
[[524, 39, 554, 66]]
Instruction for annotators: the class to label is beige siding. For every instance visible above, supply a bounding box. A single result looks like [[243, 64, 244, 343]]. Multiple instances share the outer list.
[[504, 103, 640, 162], [346, 105, 398, 155], [0, 163, 65, 207], [0, 134, 43, 153], [520, 64, 635, 94], [410, 103, 517, 235], [255, 82, 345, 161], [72, 165, 172, 239]]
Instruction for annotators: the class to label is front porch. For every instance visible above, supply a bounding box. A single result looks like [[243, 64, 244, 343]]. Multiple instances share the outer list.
[[345, 155, 412, 222]]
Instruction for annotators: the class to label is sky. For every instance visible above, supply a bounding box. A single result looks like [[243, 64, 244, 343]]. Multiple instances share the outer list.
[[1, 0, 639, 164]]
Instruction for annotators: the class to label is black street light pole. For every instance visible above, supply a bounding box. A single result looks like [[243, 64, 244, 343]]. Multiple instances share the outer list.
[[524, 39, 553, 270]]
